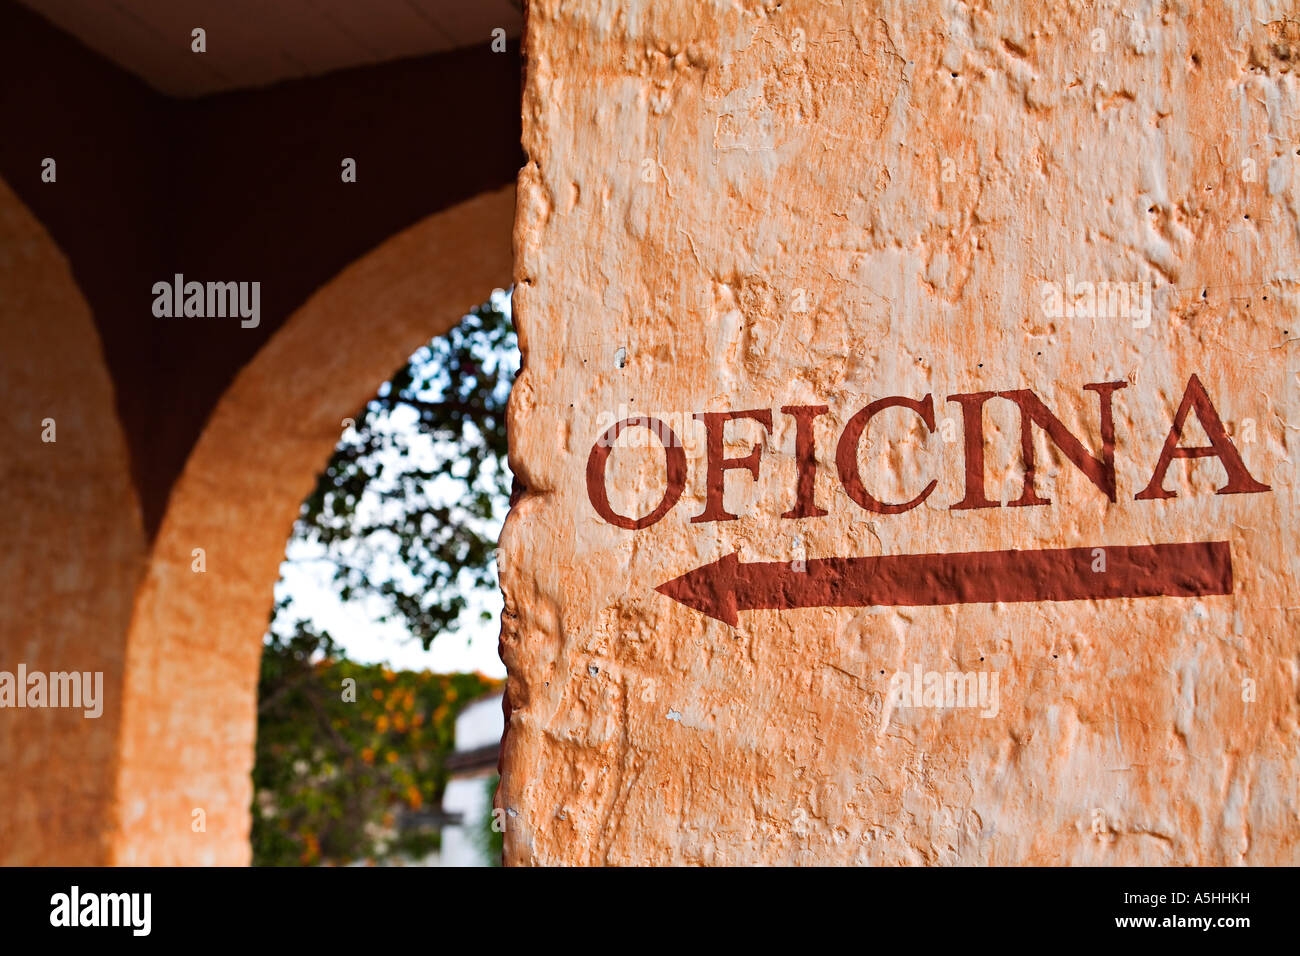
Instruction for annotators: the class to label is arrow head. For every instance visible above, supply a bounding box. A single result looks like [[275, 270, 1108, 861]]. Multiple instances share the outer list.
[[655, 551, 741, 626]]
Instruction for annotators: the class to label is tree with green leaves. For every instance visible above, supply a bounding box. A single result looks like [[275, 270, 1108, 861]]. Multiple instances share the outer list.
[[252, 618, 502, 866], [292, 290, 517, 648], [253, 290, 516, 866]]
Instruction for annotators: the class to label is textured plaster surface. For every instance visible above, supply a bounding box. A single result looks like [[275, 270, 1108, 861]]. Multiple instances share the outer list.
[[501, 1, 1300, 864]]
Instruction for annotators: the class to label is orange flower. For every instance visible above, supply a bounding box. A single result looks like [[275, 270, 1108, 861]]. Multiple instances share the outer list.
[[300, 832, 321, 865], [361, 747, 375, 765], [385, 750, 399, 764]]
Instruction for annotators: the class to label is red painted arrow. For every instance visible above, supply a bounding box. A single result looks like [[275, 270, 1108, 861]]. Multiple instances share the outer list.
[[655, 541, 1233, 626]]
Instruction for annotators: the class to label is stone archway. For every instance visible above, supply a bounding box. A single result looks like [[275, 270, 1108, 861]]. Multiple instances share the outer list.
[[0, 177, 146, 865], [110, 184, 515, 865]]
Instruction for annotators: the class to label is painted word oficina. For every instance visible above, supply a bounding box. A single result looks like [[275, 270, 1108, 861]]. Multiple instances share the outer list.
[[586, 373, 1270, 530]]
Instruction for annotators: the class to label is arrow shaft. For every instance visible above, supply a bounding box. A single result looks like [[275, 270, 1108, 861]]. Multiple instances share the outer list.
[[737, 541, 1232, 612]]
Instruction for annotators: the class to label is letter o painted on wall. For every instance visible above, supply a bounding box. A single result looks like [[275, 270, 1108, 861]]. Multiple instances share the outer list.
[[586, 417, 687, 529]]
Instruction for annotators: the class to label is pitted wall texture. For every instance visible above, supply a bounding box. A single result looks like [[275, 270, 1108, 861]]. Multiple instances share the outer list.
[[501, 0, 1300, 864]]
